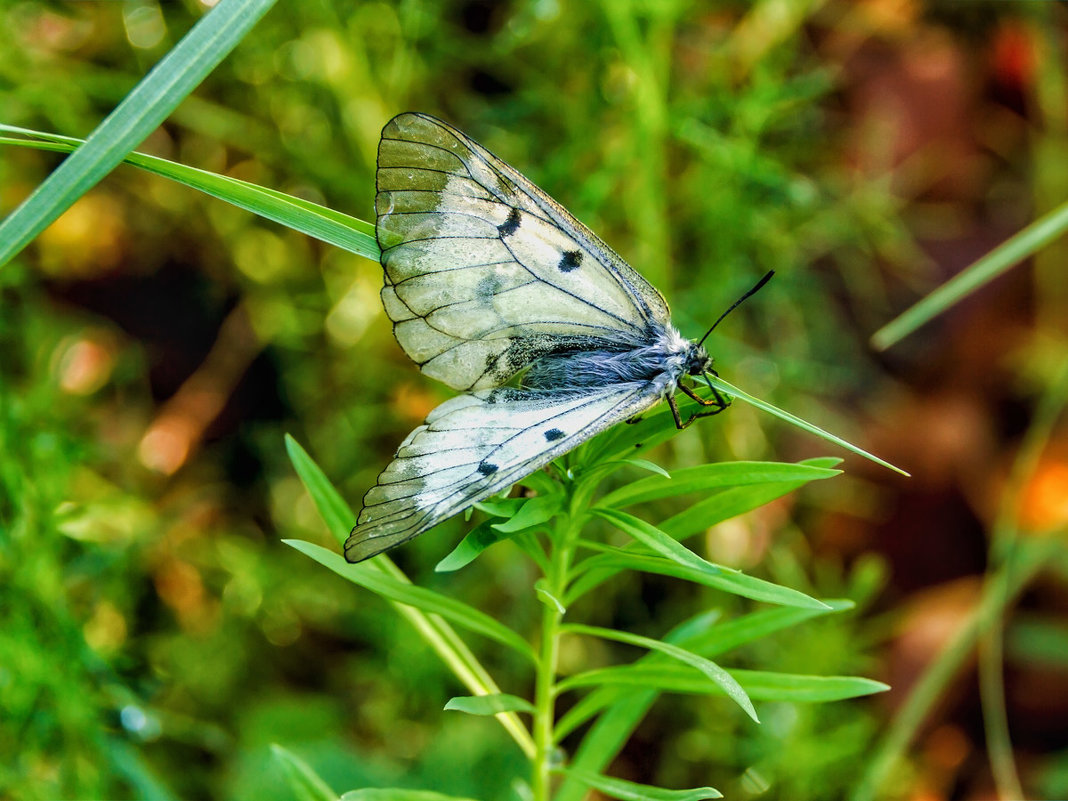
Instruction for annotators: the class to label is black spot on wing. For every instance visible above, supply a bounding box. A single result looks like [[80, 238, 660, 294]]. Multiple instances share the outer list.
[[477, 461, 499, 475], [498, 207, 521, 237], [558, 250, 583, 273], [544, 428, 565, 442]]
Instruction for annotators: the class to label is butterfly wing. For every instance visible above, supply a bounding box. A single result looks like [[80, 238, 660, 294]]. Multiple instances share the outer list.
[[344, 381, 661, 562], [377, 112, 671, 391]]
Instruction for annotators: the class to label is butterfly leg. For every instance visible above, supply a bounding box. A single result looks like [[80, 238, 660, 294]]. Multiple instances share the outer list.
[[702, 370, 732, 410], [677, 381, 730, 414], [668, 392, 688, 430], [669, 393, 720, 429]]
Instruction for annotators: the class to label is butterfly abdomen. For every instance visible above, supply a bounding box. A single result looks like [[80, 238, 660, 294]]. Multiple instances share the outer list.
[[522, 325, 695, 391]]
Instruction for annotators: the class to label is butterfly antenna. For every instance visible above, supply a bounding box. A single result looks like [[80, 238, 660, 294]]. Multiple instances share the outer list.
[[697, 270, 775, 347]]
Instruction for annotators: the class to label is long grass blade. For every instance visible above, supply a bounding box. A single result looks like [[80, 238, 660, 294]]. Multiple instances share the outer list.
[[284, 436, 534, 757], [706, 375, 909, 477], [871, 198, 1068, 350], [0, 0, 277, 269], [0, 128, 378, 260]]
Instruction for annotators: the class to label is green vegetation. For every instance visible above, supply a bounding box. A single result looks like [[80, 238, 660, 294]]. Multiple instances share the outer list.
[[2, 2, 1067, 800]]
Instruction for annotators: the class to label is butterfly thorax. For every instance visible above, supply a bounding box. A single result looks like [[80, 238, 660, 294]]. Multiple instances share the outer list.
[[520, 323, 707, 396]]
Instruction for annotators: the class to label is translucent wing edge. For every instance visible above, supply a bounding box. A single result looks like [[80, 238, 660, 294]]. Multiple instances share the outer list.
[[344, 382, 661, 562]]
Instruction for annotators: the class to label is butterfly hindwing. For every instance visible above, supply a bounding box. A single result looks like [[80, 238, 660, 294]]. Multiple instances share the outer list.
[[344, 381, 661, 562], [376, 112, 671, 391]]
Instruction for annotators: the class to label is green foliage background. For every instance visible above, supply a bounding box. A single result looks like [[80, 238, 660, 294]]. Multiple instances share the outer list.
[[2, 2, 1067, 800]]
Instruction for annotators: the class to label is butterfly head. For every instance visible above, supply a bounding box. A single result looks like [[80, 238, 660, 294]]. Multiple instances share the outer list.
[[684, 341, 713, 378]]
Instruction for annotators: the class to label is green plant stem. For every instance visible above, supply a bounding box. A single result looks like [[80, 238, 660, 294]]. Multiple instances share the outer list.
[[850, 538, 1057, 801], [532, 497, 584, 801], [979, 356, 1068, 799], [979, 615, 1021, 801], [853, 357, 1068, 801], [376, 557, 536, 759]]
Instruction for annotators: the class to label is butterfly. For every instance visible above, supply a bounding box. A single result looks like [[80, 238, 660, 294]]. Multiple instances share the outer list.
[[344, 112, 771, 563]]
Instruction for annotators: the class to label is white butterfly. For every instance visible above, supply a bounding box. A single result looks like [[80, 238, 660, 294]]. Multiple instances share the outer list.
[[345, 112, 769, 563]]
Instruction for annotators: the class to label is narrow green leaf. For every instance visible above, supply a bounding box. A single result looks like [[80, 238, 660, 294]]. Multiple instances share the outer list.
[[664, 609, 724, 643], [434, 520, 505, 573], [729, 669, 890, 701], [435, 494, 561, 572], [534, 580, 566, 614], [0, 128, 378, 261], [285, 540, 536, 663], [705, 376, 909, 477], [567, 548, 827, 609], [560, 664, 888, 702], [659, 460, 842, 540], [444, 694, 535, 716], [472, 498, 527, 518], [491, 493, 562, 533], [0, 0, 277, 269], [557, 665, 706, 695], [283, 437, 535, 757], [517, 469, 558, 496], [561, 623, 758, 722], [568, 456, 673, 496], [270, 744, 337, 801], [622, 458, 672, 478], [285, 434, 351, 547], [341, 790, 479, 801], [577, 397, 695, 465], [553, 602, 851, 795], [615, 461, 670, 480], [554, 605, 845, 741], [679, 601, 855, 659], [598, 462, 839, 508], [592, 508, 803, 615], [871, 198, 1068, 350], [557, 768, 721, 801], [568, 458, 839, 604], [659, 483, 803, 540]]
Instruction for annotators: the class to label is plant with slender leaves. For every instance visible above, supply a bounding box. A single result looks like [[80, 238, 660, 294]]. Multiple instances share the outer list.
[[283, 391, 889, 800]]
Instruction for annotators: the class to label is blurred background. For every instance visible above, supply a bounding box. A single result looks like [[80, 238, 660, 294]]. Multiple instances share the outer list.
[[2, 1, 1067, 799]]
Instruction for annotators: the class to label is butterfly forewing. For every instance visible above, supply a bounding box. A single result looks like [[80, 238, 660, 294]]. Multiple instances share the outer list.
[[376, 112, 670, 392], [344, 382, 661, 562]]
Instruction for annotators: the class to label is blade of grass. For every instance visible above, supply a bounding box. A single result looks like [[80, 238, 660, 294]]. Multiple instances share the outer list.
[[980, 356, 1068, 799], [283, 435, 534, 757], [850, 536, 1061, 801], [0, 128, 378, 260], [854, 357, 1068, 801], [286, 540, 537, 663], [0, 0, 278, 269], [871, 198, 1068, 350], [705, 375, 909, 477]]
